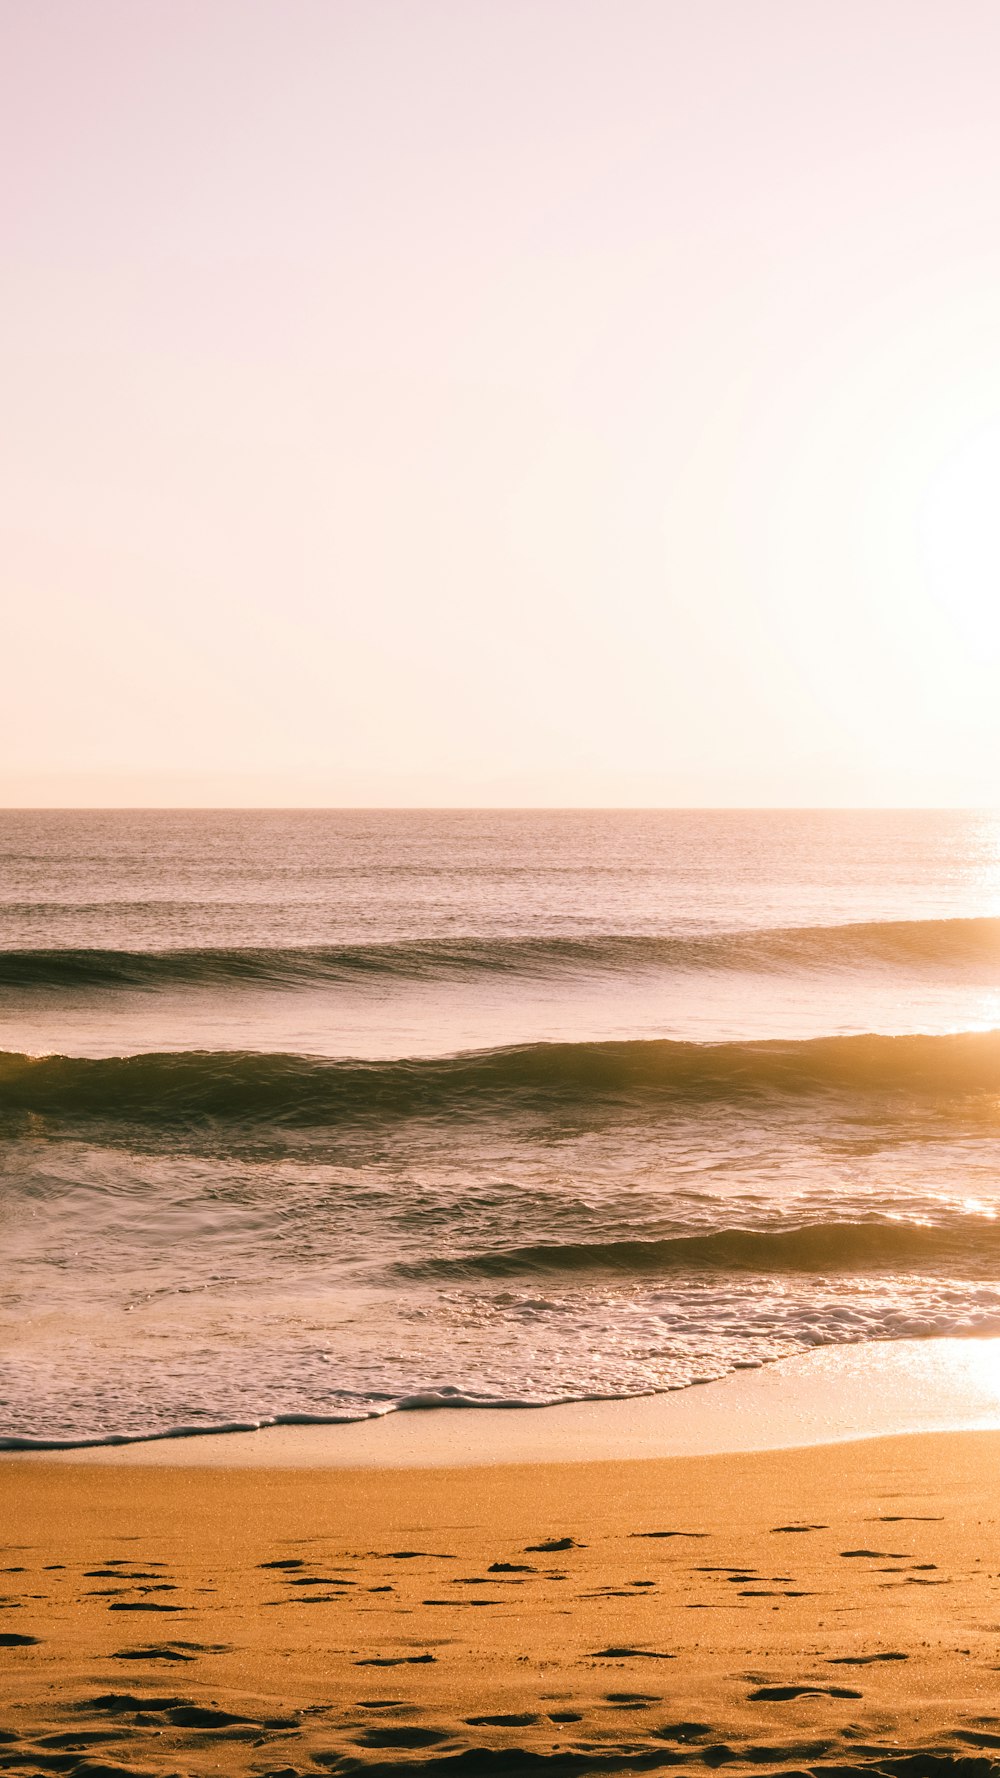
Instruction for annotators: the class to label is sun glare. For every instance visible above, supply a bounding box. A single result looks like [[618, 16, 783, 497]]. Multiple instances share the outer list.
[[920, 421, 1000, 663]]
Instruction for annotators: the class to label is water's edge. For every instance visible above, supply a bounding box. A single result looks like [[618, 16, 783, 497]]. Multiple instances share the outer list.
[[8, 1337, 1000, 1466]]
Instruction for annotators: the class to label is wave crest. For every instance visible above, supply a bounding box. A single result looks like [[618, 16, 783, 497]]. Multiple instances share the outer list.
[[400, 1218, 1000, 1281], [2, 1027, 999, 1129], [2, 916, 1000, 991]]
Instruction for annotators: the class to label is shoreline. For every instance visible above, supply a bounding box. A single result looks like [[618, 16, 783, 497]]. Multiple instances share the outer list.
[[8, 1335, 1000, 1467]]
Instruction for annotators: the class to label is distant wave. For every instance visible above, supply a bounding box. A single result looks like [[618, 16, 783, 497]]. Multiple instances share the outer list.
[[2, 1028, 999, 1129], [2, 916, 999, 991], [401, 1217, 1000, 1281]]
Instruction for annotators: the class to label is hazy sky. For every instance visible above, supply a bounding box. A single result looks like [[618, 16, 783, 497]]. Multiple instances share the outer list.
[[5, 0, 1000, 806]]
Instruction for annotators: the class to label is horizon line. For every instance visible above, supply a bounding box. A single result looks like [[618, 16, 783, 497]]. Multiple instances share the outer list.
[[1, 805, 997, 816]]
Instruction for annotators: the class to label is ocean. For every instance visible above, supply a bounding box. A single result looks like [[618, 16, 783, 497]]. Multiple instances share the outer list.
[[3, 806, 1000, 1450]]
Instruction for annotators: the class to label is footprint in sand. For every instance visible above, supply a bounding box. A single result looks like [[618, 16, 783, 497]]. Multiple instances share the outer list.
[[356, 1653, 437, 1667], [875, 1515, 944, 1523], [630, 1529, 709, 1540], [881, 1576, 949, 1587], [382, 1551, 455, 1561], [287, 1576, 354, 1587], [111, 1645, 195, 1663], [839, 1549, 910, 1560], [592, 1647, 676, 1661], [828, 1652, 908, 1665], [80, 1693, 190, 1713], [107, 1601, 184, 1613], [110, 1640, 231, 1663], [749, 1684, 862, 1701], [165, 1705, 265, 1728], [84, 1569, 167, 1580], [36, 1730, 123, 1748], [356, 1725, 450, 1748]]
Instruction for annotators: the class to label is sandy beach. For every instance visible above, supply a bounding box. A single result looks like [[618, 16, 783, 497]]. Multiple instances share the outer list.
[[5, 1414, 1000, 1777]]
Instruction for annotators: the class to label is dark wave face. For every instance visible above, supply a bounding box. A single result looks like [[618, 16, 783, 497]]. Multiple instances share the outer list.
[[3, 915, 1000, 990], [2, 1027, 1000, 1132], [401, 1218, 1000, 1281]]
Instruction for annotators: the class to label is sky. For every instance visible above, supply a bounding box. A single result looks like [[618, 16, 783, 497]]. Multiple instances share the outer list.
[[4, 0, 1000, 807]]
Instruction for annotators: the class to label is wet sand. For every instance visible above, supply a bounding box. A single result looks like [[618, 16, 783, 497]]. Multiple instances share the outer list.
[[4, 1429, 1000, 1776]]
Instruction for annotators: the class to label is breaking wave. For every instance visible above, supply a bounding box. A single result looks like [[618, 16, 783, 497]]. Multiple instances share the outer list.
[[2, 1027, 999, 1129], [401, 1217, 1000, 1281]]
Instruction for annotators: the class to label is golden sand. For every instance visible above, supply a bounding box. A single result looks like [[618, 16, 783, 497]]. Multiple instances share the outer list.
[[3, 1431, 1000, 1775]]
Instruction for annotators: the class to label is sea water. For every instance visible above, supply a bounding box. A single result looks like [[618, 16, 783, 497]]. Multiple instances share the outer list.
[[4, 807, 1000, 1448]]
